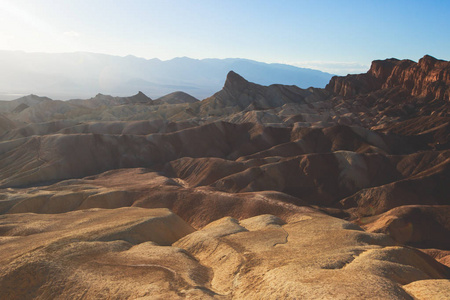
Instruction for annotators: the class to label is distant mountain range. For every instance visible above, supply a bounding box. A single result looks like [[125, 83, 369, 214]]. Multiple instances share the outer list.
[[0, 51, 333, 100]]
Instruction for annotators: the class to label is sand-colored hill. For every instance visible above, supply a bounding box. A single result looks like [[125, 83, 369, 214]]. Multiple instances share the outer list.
[[0, 208, 448, 299]]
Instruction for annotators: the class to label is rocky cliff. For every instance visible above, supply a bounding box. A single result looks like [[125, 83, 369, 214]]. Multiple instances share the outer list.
[[327, 55, 450, 101]]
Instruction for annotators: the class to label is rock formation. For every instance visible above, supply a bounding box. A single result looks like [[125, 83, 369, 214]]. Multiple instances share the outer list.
[[327, 55, 450, 101], [0, 55, 449, 298]]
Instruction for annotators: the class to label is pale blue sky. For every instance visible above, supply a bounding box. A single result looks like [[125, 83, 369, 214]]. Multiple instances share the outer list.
[[0, 0, 449, 74]]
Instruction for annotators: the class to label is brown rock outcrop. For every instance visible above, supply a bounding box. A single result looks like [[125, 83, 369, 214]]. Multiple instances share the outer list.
[[327, 55, 450, 101], [199, 71, 327, 115], [326, 58, 401, 97]]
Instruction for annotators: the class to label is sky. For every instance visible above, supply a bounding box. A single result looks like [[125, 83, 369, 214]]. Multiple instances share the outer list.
[[0, 0, 449, 75]]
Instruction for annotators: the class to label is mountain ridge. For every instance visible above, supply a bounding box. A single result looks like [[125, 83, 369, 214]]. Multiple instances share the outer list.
[[0, 50, 334, 101], [327, 55, 450, 101]]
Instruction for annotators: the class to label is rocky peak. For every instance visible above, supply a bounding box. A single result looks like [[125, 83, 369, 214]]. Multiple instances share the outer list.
[[386, 55, 450, 100], [224, 71, 249, 91], [418, 55, 438, 71], [132, 91, 152, 102], [95, 93, 104, 97], [368, 58, 399, 80]]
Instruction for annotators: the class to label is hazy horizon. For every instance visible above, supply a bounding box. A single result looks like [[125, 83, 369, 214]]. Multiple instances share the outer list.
[[0, 51, 335, 101], [1, 1, 449, 99], [1, 0, 449, 76]]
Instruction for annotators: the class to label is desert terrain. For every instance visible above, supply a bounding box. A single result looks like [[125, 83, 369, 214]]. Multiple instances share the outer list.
[[0, 55, 449, 299]]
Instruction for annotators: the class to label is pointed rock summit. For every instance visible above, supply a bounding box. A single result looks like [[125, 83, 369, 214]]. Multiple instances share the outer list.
[[131, 91, 152, 103], [224, 70, 249, 91], [418, 54, 438, 70], [198, 70, 325, 114]]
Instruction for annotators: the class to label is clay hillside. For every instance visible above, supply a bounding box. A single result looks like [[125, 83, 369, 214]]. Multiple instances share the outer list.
[[0, 55, 449, 299]]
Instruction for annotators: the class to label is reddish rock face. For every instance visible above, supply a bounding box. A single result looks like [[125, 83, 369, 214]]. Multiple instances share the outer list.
[[327, 55, 450, 101]]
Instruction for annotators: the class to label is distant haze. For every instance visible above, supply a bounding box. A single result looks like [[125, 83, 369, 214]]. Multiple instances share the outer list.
[[0, 51, 334, 100]]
